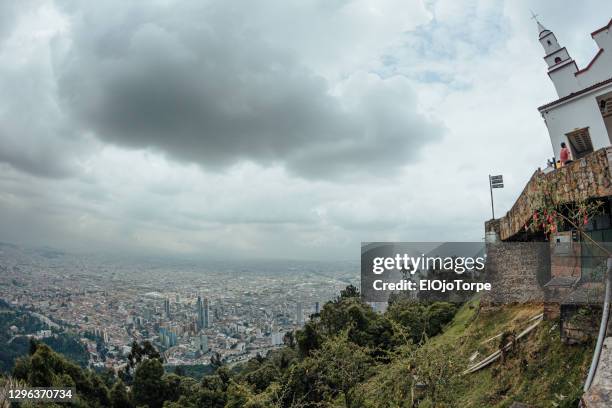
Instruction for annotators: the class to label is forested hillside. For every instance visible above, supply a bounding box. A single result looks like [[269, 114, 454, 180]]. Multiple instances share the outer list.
[[0, 300, 88, 372]]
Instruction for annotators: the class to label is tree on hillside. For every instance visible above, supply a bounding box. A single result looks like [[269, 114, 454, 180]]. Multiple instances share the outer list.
[[122, 340, 162, 384], [386, 300, 457, 345], [109, 379, 132, 408], [128, 340, 162, 367], [13, 343, 111, 407], [338, 285, 360, 301], [295, 322, 321, 357], [132, 358, 165, 408], [210, 351, 224, 370], [314, 335, 372, 407], [283, 331, 295, 348], [409, 343, 461, 405]]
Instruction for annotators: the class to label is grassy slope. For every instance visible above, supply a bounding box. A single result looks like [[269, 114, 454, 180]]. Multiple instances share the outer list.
[[361, 299, 594, 407], [436, 300, 594, 407]]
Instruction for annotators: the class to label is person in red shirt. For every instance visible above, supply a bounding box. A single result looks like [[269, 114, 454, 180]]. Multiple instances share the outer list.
[[560, 142, 572, 166]]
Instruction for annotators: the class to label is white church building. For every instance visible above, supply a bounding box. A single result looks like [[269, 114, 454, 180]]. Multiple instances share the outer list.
[[537, 18, 612, 162]]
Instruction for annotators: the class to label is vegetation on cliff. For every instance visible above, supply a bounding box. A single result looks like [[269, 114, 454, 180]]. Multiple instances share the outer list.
[[0, 300, 88, 372]]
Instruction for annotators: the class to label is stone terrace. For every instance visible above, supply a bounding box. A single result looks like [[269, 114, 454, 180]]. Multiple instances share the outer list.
[[486, 147, 612, 241]]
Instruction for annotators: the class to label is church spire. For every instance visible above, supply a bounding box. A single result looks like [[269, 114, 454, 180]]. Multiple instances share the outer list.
[[531, 11, 550, 39], [534, 14, 578, 98], [537, 20, 547, 36], [536, 17, 562, 56]]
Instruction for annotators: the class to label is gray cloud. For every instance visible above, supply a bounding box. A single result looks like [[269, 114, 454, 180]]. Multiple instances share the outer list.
[[0, 0, 94, 179], [4, 0, 612, 260], [51, 1, 442, 179], [0, 1, 30, 43], [0, 69, 79, 179]]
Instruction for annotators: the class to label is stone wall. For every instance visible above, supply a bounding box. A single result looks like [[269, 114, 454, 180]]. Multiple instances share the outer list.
[[485, 147, 612, 241], [560, 305, 601, 344], [482, 242, 549, 305]]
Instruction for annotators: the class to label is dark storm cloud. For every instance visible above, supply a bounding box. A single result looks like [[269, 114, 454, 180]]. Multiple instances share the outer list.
[[51, 1, 443, 178]]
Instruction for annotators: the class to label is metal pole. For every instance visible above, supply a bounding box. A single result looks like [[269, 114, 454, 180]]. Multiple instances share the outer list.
[[583, 256, 612, 392], [489, 175, 495, 219]]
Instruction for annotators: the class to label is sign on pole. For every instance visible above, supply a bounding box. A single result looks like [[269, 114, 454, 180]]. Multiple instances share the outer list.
[[489, 175, 504, 219]]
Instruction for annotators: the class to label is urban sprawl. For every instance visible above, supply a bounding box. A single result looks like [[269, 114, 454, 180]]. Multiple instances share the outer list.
[[0, 244, 356, 371]]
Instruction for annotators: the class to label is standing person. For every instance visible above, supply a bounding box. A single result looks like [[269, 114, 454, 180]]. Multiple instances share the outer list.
[[560, 142, 572, 166]]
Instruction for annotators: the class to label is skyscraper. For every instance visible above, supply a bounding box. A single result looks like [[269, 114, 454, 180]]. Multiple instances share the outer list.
[[204, 298, 210, 328], [159, 327, 177, 347], [196, 295, 211, 330], [196, 295, 204, 330], [163, 298, 170, 319], [315, 301, 320, 315], [296, 302, 303, 325]]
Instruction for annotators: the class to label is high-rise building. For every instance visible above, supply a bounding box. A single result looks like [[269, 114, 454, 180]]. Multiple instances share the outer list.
[[159, 327, 177, 347], [196, 295, 204, 329], [296, 302, 303, 325], [164, 298, 171, 319], [197, 333, 208, 353], [271, 332, 284, 346], [315, 301, 320, 315], [196, 295, 211, 330], [203, 298, 210, 328]]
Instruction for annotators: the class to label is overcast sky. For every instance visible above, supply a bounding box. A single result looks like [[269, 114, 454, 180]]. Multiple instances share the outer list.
[[1, 0, 611, 260]]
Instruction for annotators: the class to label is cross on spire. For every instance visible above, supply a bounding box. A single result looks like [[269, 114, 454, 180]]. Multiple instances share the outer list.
[[531, 11, 547, 35]]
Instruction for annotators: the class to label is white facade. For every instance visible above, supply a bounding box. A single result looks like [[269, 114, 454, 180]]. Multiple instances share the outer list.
[[196, 333, 208, 352], [270, 331, 284, 346], [537, 18, 612, 160]]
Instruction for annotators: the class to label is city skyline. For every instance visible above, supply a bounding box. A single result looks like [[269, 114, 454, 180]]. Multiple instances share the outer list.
[[0, 242, 354, 369]]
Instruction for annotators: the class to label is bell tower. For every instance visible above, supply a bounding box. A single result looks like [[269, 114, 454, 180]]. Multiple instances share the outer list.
[[534, 14, 579, 98]]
